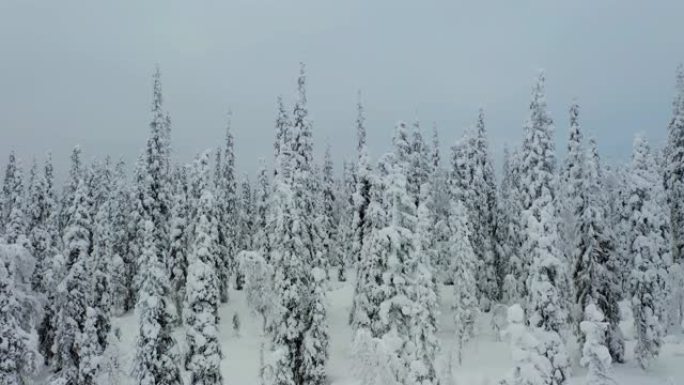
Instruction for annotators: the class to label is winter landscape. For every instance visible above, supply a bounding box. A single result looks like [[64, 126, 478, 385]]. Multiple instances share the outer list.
[[2, 2, 684, 385]]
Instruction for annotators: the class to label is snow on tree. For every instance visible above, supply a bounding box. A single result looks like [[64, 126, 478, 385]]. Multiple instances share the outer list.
[[666, 64, 684, 262], [108, 160, 136, 312], [350, 155, 391, 332], [351, 93, 372, 266], [76, 307, 102, 385], [579, 303, 615, 385], [59, 146, 83, 234], [321, 144, 340, 277], [168, 166, 190, 324], [239, 250, 276, 332], [474, 110, 499, 307], [215, 111, 238, 298], [136, 66, 173, 303], [237, 173, 256, 254], [517, 71, 571, 311], [264, 65, 328, 385], [410, 182, 440, 384], [572, 136, 624, 362], [133, 219, 181, 385], [0, 245, 41, 385], [524, 186, 571, 385], [560, 103, 585, 284], [91, 190, 117, 352], [448, 199, 478, 364], [407, 120, 431, 208], [628, 135, 670, 370], [448, 124, 496, 310], [253, 162, 272, 260], [499, 304, 553, 385], [4, 155, 27, 248], [27, 155, 59, 293], [497, 147, 525, 304], [184, 154, 223, 385], [1, 151, 19, 234], [664, 64, 684, 331], [53, 178, 93, 384]]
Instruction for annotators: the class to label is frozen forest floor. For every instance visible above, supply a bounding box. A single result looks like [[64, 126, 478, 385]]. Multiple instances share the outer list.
[[102, 272, 683, 385]]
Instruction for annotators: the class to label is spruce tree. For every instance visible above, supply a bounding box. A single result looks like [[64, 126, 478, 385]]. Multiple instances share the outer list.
[[351, 94, 372, 265], [449, 200, 477, 365], [216, 112, 238, 297], [168, 166, 190, 323], [518, 72, 569, 385], [628, 135, 670, 369], [134, 219, 181, 385], [59, 146, 83, 234], [185, 151, 222, 385], [665, 64, 684, 330], [76, 307, 101, 385], [54, 179, 92, 384], [321, 144, 340, 277], [580, 303, 615, 385], [573, 137, 624, 363], [0, 250, 40, 385]]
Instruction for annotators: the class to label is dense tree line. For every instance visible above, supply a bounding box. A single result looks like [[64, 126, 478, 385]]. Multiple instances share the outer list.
[[1, 64, 683, 385]]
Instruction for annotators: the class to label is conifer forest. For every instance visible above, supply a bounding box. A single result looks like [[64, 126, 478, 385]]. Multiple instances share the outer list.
[[2, 3, 684, 385]]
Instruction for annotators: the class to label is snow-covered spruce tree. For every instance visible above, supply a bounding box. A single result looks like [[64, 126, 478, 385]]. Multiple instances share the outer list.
[[628, 135, 670, 370], [351, 93, 372, 265], [59, 146, 83, 234], [184, 151, 222, 385], [499, 304, 552, 385], [168, 166, 190, 324], [76, 307, 101, 385], [428, 126, 451, 284], [37, 156, 62, 366], [5, 156, 27, 247], [366, 158, 423, 385], [109, 160, 135, 312], [336, 160, 355, 281], [497, 147, 525, 304], [144, 66, 173, 273], [265, 65, 328, 385], [27, 156, 58, 293], [290, 64, 328, 385], [665, 64, 684, 331], [560, 103, 585, 283], [666, 64, 684, 262], [1, 151, 19, 233], [253, 162, 272, 259], [520, 79, 571, 383], [474, 110, 499, 307], [518, 72, 572, 317], [407, 120, 431, 208], [321, 144, 340, 278], [53, 178, 92, 384], [525, 186, 570, 385], [102, 160, 129, 315], [573, 138, 624, 363], [238, 173, 256, 253], [215, 112, 238, 297], [448, 199, 478, 365], [448, 126, 495, 309], [580, 303, 615, 385], [133, 219, 181, 385], [413, 183, 440, 382], [350, 155, 391, 333], [0, 249, 40, 385], [91, 192, 116, 352]]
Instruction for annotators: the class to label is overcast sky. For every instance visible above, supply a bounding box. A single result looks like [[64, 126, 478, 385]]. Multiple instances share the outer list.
[[1, 1, 682, 181]]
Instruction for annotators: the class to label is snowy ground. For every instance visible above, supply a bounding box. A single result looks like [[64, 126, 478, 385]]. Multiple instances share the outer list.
[[106, 272, 683, 385]]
